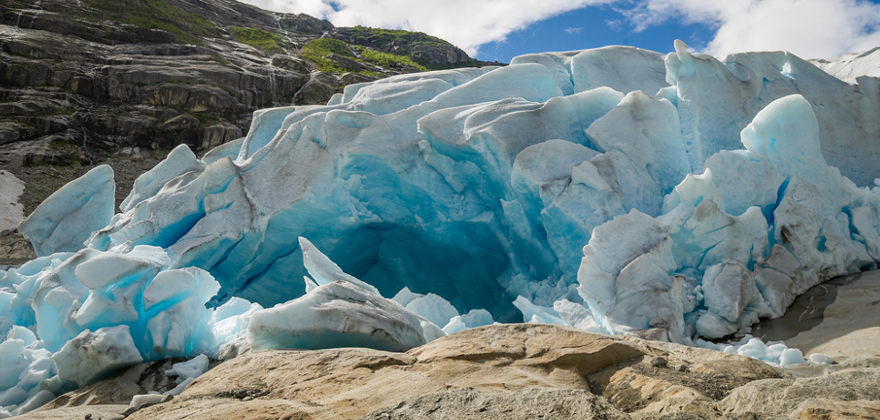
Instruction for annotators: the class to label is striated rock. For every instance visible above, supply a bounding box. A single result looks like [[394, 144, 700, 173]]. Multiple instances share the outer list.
[[720, 368, 880, 418], [293, 71, 342, 105], [792, 398, 880, 420], [362, 388, 631, 420], [13, 404, 127, 420], [271, 54, 312, 73]]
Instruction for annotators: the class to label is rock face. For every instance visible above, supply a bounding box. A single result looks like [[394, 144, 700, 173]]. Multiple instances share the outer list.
[[362, 388, 631, 420], [0, 0, 482, 168]]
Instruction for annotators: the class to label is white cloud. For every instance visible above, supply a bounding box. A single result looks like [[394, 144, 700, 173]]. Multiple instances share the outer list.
[[564, 26, 584, 34], [239, 0, 610, 56], [242, 0, 335, 18], [626, 0, 880, 58]]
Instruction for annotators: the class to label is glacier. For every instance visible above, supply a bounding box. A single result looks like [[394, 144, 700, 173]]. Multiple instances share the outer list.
[[3, 40, 880, 415]]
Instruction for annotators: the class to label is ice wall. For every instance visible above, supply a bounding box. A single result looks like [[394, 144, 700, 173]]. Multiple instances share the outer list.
[[85, 43, 878, 323], [48, 43, 880, 327], [578, 94, 880, 342], [3, 41, 880, 415], [666, 40, 880, 186]]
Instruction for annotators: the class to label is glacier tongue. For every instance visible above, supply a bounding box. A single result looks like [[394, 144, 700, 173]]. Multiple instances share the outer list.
[[76, 43, 880, 325], [3, 41, 880, 415], [666, 43, 880, 186]]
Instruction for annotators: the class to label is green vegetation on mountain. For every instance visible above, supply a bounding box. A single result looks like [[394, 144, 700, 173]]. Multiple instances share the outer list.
[[301, 38, 431, 76], [300, 38, 356, 73], [345, 25, 451, 49], [230, 27, 283, 53], [81, 0, 218, 44], [338, 25, 478, 69], [354, 46, 429, 72]]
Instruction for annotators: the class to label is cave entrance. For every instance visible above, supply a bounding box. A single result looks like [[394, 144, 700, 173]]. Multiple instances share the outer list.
[[326, 222, 521, 323]]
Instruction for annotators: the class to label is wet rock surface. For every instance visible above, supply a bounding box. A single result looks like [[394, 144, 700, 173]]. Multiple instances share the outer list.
[[750, 270, 880, 364]]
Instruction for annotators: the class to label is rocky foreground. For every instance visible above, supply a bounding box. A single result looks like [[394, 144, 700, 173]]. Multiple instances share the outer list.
[[19, 324, 880, 419]]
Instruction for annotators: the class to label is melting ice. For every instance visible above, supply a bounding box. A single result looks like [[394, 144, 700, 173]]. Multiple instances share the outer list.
[[3, 41, 880, 415]]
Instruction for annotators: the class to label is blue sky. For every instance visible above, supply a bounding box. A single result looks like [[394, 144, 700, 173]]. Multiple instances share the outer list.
[[244, 0, 880, 62], [476, 4, 715, 62]]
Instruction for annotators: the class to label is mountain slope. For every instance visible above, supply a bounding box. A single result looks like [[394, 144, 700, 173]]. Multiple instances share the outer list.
[[0, 0, 485, 165], [0, 0, 493, 263]]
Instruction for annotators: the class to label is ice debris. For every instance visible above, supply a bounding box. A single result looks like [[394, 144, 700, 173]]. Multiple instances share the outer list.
[[809, 353, 835, 364], [695, 336, 808, 367], [52, 325, 143, 388], [1, 42, 879, 415], [249, 239, 446, 352], [441, 309, 494, 334], [163, 353, 210, 396], [248, 280, 439, 352]]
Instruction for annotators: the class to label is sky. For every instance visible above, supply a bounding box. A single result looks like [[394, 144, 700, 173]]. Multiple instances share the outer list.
[[241, 0, 880, 63]]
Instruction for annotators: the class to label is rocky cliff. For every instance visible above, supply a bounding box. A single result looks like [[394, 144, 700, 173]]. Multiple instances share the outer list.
[[0, 0, 491, 263]]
